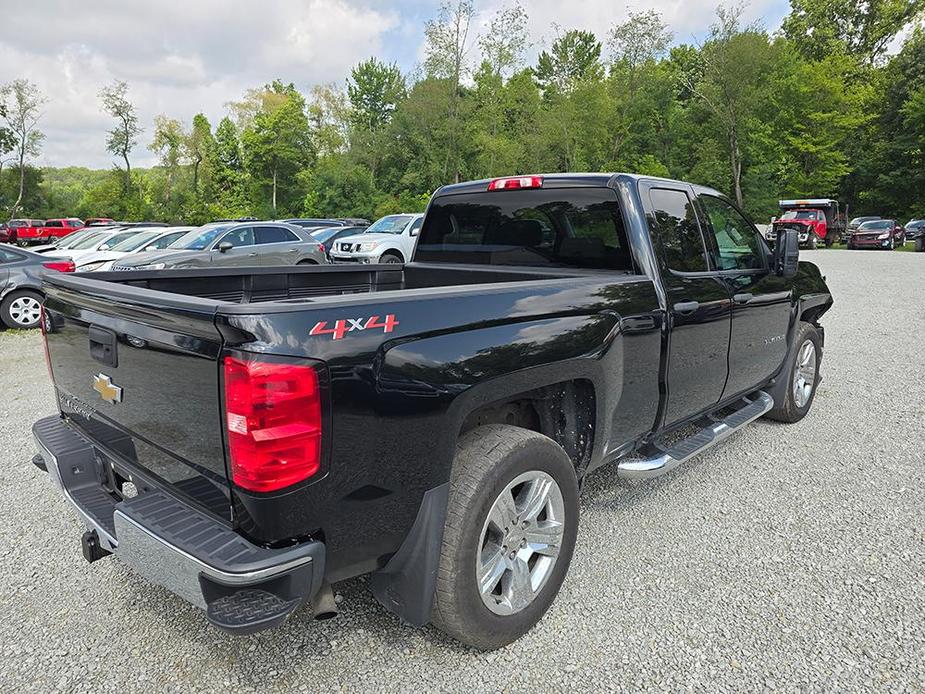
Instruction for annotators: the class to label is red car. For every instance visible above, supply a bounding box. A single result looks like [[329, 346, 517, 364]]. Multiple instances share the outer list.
[[15, 218, 85, 246], [847, 219, 905, 250]]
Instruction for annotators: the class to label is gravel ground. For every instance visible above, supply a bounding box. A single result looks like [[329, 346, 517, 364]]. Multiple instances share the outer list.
[[1, 249, 923, 692]]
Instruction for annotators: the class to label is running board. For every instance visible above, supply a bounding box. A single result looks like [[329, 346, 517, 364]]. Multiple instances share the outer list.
[[618, 391, 774, 481]]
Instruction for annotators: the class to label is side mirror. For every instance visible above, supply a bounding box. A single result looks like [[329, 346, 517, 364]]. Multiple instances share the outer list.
[[774, 229, 800, 277], [409, 227, 420, 237], [217, 241, 233, 253]]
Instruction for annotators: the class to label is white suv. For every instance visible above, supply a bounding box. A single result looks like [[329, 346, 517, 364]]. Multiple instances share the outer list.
[[329, 214, 423, 264]]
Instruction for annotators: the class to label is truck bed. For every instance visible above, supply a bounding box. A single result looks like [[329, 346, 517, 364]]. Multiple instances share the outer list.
[[92, 263, 603, 305]]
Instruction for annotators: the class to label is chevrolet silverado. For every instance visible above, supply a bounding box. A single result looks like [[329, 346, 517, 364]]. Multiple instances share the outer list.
[[32, 173, 832, 649]]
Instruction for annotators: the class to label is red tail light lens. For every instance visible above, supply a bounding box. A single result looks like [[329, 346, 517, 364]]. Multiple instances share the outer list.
[[223, 355, 322, 492], [488, 176, 543, 191], [42, 260, 75, 273]]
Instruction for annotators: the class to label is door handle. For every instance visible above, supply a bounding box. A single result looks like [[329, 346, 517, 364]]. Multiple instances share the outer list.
[[673, 300, 700, 314], [247, 252, 258, 257], [733, 292, 753, 304]]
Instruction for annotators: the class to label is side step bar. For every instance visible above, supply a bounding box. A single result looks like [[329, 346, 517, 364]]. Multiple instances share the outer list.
[[618, 391, 774, 481]]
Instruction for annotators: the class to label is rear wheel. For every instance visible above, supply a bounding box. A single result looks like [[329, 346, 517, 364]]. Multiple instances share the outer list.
[[47, 235, 58, 243], [765, 322, 821, 423], [1, 290, 43, 329], [431, 425, 579, 650]]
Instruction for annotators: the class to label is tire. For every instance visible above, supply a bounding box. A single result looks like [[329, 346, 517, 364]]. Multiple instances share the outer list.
[[915, 237, 925, 253], [765, 322, 822, 423], [47, 235, 58, 243], [808, 235, 818, 250], [1, 290, 44, 330], [16, 240, 28, 248], [888, 238, 895, 250], [431, 425, 579, 650], [824, 236, 834, 248], [296, 259, 317, 265], [379, 253, 403, 264]]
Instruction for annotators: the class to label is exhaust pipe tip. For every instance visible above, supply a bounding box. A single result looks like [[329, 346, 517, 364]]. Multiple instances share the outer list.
[[311, 582, 339, 620]]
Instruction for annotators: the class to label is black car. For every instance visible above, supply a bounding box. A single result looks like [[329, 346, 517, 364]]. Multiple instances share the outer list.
[[309, 225, 369, 256], [0, 244, 74, 329], [33, 173, 831, 649], [904, 219, 925, 240]]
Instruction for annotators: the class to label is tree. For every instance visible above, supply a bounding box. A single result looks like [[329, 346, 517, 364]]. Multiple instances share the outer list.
[[186, 113, 213, 194], [533, 30, 604, 96], [210, 116, 248, 215], [0, 79, 46, 216], [479, 4, 530, 78], [347, 58, 406, 132], [148, 115, 185, 207], [424, 1, 475, 182], [782, 0, 925, 65], [99, 80, 142, 189], [240, 81, 314, 214], [0, 102, 15, 186]]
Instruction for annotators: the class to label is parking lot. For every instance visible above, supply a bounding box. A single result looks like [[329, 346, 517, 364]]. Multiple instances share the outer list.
[[1, 249, 923, 692]]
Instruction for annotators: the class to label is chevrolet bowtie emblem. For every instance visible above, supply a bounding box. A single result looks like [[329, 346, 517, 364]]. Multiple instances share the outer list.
[[93, 373, 123, 404]]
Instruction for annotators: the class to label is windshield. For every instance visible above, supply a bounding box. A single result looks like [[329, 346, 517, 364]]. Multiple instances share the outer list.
[[57, 229, 97, 248], [859, 220, 891, 230], [310, 227, 346, 242], [367, 215, 413, 234], [70, 231, 111, 250], [173, 224, 232, 250], [109, 230, 161, 252], [97, 230, 143, 249], [780, 210, 817, 220], [850, 217, 877, 225]]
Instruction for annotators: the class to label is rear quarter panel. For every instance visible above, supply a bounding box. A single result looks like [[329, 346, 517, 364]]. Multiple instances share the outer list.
[[218, 274, 662, 577]]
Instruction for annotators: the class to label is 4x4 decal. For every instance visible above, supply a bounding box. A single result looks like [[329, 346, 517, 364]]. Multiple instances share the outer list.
[[309, 314, 399, 340]]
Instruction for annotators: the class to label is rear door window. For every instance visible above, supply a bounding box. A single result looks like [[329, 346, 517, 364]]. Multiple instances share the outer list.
[[417, 188, 633, 270], [255, 226, 297, 244], [647, 188, 709, 273]]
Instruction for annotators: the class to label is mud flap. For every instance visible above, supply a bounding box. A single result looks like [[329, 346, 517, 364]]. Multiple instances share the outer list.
[[369, 483, 449, 626]]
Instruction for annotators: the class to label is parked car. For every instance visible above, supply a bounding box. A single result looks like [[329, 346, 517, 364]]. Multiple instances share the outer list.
[[6, 219, 46, 246], [309, 225, 369, 257], [29, 227, 119, 255], [83, 218, 115, 227], [112, 222, 328, 270], [770, 199, 846, 248], [847, 219, 905, 250], [844, 216, 881, 245], [0, 244, 74, 328], [279, 218, 347, 229], [16, 218, 86, 246], [56, 228, 154, 263], [75, 227, 194, 272], [903, 219, 925, 240], [33, 173, 832, 649], [0, 223, 10, 244], [330, 213, 424, 264]]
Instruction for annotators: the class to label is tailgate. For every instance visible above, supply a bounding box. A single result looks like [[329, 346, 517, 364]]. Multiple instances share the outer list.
[[43, 275, 230, 519]]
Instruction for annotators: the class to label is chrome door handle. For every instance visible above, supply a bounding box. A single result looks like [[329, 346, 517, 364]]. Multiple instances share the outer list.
[[673, 301, 700, 314], [733, 293, 753, 304]]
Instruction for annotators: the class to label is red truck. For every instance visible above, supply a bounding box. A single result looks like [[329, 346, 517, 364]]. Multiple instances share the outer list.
[[768, 199, 846, 249], [14, 218, 85, 246]]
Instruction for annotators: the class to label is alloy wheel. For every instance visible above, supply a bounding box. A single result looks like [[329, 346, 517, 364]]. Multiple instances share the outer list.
[[792, 339, 817, 408], [476, 471, 566, 616]]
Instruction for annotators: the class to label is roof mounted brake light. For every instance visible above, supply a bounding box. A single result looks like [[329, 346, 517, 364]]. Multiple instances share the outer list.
[[487, 176, 543, 191]]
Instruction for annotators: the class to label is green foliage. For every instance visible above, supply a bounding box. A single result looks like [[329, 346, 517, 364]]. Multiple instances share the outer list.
[[17, 1, 925, 227]]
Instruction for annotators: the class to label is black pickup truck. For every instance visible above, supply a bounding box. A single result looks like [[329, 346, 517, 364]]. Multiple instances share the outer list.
[[33, 174, 831, 649]]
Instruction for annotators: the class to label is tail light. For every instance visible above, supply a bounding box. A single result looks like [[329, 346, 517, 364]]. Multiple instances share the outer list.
[[42, 260, 75, 273], [488, 176, 543, 191], [223, 355, 323, 492]]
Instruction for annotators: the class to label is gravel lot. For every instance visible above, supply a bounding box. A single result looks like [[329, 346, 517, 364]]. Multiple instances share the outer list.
[[1, 249, 923, 692]]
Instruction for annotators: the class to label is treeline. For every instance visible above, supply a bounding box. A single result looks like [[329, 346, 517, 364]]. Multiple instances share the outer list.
[[2, 0, 924, 225]]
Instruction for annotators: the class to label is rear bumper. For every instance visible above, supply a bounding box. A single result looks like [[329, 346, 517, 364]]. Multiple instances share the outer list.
[[32, 415, 325, 633]]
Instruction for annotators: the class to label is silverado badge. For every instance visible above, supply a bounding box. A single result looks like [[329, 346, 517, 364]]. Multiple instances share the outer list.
[[93, 373, 123, 404]]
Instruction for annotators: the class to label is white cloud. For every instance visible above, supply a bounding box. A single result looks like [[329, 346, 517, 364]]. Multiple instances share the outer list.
[[0, 0, 398, 167]]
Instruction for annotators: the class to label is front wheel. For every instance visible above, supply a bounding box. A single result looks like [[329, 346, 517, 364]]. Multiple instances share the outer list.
[[47, 235, 58, 243], [379, 253, 403, 264], [1, 290, 44, 329], [431, 425, 579, 650], [765, 322, 822, 423]]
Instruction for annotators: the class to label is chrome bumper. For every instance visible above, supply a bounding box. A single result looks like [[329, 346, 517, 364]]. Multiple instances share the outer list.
[[33, 415, 323, 612]]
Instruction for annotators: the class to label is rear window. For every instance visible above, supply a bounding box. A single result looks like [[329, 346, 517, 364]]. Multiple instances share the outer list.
[[416, 188, 633, 270]]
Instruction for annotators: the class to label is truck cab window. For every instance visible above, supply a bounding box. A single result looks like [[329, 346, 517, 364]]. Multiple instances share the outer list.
[[699, 195, 764, 271], [648, 188, 708, 273], [416, 188, 633, 271]]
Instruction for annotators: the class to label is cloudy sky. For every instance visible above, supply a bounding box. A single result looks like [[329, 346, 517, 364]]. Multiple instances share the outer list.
[[0, 0, 789, 169]]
